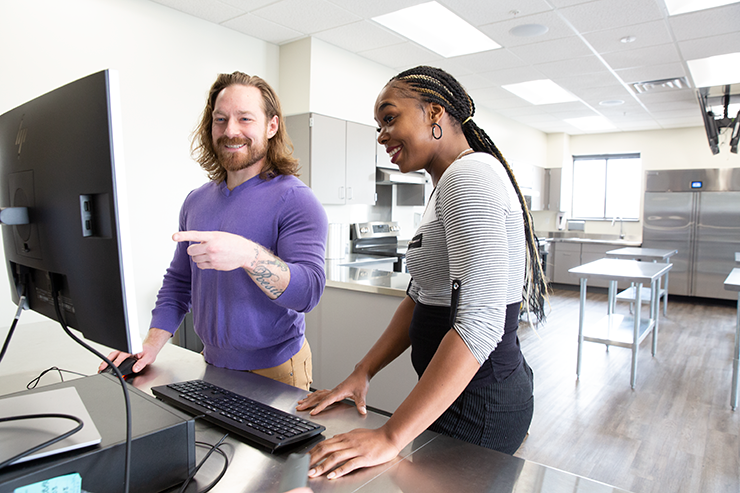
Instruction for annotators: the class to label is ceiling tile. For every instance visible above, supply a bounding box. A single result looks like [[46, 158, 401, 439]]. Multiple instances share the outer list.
[[324, 0, 423, 18], [478, 96, 538, 110], [678, 32, 740, 60], [553, 71, 626, 91], [496, 105, 551, 118], [656, 115, 704, 127], [468, 86, 516, 102], [559, 0, 664, 34], [645, 100, 701, 113], [475, 66, 548, 86], [312, 20, 406, 52], [668, 3, 740, 41], [251, 0, 361, 34], [357, 42, 441, 70], [615, 62, 687, 85], [445, 49, 529, 73], [615, 121, 662, 131], [582, 20, 673, 54], [597, 104, 650, 118], [508, 36, 593, 64], [150, 0, 244, 23], [534, 55, 608, 78], [444, 0, 554, 27], [636, 90, 696, 104], [219, 0, 277, 10], [479, 11, 577, 47], [572, 84, 633, 102], [455, 73, 501, 91], [221, 13, 304, 44], [600, 43, 681, 70]]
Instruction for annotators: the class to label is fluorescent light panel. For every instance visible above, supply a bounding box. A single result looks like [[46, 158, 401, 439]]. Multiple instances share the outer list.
[[663, 0, 740, 15], [687, 52, 740, 88], [565, 116, 616, 132], [372, 1, 500, 58], [502, 79, 579, 105]]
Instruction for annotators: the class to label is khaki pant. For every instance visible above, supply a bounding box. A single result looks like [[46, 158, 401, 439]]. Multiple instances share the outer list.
[[249, 339, 312, 391]]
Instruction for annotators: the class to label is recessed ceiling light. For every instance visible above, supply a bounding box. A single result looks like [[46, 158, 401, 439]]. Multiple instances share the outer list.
[[687, 52, 740, 88], [372, 1, 501, 58], [502, 79, 579, 105], [620, 35, 636, 44], [600, 100, 625, 106], [510, 24, 549, 37], [663, 0, 740, 15], [565, 116, 616, 131]]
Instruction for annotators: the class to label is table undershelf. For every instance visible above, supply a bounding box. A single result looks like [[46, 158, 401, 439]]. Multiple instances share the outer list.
[[615, 286, 665, 305], [582, 313, 655, 349]]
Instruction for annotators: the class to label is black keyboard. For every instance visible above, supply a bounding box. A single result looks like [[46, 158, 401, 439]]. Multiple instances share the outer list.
[[151, 380, 325, 452]]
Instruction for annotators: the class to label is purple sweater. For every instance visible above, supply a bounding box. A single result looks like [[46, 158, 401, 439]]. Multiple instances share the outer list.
[[150, 174, 328, 370]]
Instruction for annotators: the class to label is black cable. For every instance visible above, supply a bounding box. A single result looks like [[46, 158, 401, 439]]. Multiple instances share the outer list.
[[0, 413, 84, 469], [50, 284, 132, 493], [0, 294, 26, 364], [177, 433, 229, 493], [26, 367, 88, 389], [192, 440, 230, 493]]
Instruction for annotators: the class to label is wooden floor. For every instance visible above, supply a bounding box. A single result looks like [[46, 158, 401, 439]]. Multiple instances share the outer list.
[[515, 286, 740, 493]]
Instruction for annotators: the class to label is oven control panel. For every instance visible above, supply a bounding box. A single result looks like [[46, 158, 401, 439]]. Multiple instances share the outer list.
[[351, 221, 401, 239]]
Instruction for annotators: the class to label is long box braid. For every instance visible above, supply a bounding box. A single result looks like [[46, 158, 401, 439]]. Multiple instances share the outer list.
[[391, 66, 548, 324]]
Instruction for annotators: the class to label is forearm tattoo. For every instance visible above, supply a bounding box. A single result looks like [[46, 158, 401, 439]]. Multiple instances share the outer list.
[[247, 257, 289, 297]]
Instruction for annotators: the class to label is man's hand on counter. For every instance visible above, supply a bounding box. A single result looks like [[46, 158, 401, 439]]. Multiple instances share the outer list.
[[98, 327, 171, 374], [296, 368, 370, 416]]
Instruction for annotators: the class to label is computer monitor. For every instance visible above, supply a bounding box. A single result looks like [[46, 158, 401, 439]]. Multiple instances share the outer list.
[[0, 69, 141, 353]]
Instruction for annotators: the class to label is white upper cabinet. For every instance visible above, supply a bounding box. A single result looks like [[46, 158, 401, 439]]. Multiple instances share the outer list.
[[286, 113, 376, 205]]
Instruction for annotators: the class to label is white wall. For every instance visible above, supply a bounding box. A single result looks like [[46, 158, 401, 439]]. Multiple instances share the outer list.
[[569, 126, 740, 170], [548, 126, 740, 237], [0, 0, 278, 337]]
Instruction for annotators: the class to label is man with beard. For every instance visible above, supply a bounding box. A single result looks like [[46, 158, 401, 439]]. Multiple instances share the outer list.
[[101, 72, 328, 390]]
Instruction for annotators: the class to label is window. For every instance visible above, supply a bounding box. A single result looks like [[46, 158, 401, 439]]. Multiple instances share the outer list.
[[571, 154, 641, 220]]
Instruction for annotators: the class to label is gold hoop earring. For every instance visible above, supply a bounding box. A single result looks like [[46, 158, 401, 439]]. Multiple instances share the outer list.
[[432, 122, 443, 140]]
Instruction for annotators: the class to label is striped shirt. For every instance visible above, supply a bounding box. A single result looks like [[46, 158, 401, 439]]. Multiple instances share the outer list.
[[406, 152, 525, 365]]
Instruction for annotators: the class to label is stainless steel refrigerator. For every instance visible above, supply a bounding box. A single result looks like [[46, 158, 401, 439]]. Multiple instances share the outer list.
[[642, 168, 740, 301]]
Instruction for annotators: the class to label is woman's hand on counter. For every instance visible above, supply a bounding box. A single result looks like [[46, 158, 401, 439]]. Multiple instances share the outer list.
[[306, 426, 400, 480], [296, 368, 370, 416]]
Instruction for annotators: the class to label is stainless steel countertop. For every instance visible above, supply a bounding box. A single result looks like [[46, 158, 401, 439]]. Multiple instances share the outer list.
[[605, 247, 678, 261], [536, 231, 641, 247], [569, 258, 673, 283], [325, 264, 410, 298], [0, 320, 632, 493], [725, 268, 740, 292], [327, 253, 397, 267]]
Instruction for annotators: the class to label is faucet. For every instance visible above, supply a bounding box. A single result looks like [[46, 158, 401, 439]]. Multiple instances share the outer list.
[[611, 216, 625, 239]]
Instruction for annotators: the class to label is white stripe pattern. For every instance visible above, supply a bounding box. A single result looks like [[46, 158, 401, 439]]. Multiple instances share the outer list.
[[406, 153, 525, 364]]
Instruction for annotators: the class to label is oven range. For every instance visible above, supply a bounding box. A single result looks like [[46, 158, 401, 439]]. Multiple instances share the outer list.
[[350, 221, 407, 273]]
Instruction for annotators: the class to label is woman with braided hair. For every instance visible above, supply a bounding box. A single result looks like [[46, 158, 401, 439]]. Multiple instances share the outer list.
[[297, 66, 548, 479]]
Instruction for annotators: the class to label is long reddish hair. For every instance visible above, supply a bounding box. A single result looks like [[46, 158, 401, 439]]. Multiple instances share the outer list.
[[191, 72, 299, 182]]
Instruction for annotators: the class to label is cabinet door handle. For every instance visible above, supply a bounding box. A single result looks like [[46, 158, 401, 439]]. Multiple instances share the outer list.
[[347, 187, 353, 200], [339, 186, 345, 200]]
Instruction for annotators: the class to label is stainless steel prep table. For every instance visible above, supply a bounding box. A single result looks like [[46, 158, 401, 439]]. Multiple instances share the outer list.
[[723, 268, 740, 411], [569, 258, 673, 389], [605, 247, 677, 316], [0, 320, 632, 493]]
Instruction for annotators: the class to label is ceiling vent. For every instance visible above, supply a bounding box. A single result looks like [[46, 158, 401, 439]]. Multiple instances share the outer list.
[[631, 77, 690, 94]]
